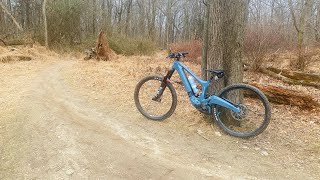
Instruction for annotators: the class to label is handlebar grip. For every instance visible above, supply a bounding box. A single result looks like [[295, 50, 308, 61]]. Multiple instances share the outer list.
[[167, 53, 175, 58], [167, 52, 189, 59]]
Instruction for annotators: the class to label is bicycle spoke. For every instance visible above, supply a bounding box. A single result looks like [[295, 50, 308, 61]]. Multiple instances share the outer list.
[[214, 84, 271, 138], [134, 76, 177, 121]]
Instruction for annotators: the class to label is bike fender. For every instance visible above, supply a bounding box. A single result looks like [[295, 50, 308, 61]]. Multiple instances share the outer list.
[[209, 96, 241, 113]]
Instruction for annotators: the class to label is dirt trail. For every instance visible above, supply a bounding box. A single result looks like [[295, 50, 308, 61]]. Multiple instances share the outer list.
[[0, 60, 213, 179], [1, 52, 319, 179]]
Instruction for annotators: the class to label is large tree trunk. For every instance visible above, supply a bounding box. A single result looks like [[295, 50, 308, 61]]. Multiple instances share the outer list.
[[207, 0, 224, 91], [206, 0, 248, 125], [206, 0, 248, 93]]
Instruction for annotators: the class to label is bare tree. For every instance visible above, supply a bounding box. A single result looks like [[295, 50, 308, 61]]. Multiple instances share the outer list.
[[315, 1, 320, 42], [0, 1, 23, 31], [43, 0, 48, 47], [2, 0, 319, 56], [289, 0, 314, 70], [124, 0, 133, 36]]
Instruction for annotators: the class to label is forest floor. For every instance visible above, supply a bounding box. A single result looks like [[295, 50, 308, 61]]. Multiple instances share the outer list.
[[0, 45, 319, 179]]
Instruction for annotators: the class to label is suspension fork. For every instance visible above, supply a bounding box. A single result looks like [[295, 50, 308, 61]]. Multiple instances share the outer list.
[[152, 69, 175, 102]]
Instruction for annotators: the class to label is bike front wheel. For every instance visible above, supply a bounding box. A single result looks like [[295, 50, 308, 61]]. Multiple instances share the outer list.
[[134, 76, 177, 121], [213, 84, 271, 138]]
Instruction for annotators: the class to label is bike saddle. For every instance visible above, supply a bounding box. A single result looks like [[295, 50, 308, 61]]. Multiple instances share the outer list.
[[206, 69, 225, 78]]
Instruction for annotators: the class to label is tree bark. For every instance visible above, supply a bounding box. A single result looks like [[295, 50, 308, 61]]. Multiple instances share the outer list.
[[205, 0, 248, 125], [106, 0, 113, 34], [201, 0, 209, 80], [125, 0, 133, 36], [92, 0, 97, 35], [137, 0, 146, 36], [207, 0, 248, 92], [165, 0, 174, 46], [207, 0, 224, 91], [316, 1, 320, 42], [43, 0, 48, 47], [148, 0, 157, 41]]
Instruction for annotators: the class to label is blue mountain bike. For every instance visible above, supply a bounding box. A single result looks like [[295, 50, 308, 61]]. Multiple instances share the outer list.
[[134, 52, 271, 138]]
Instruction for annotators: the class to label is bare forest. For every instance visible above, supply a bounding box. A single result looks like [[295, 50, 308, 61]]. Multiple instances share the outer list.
[[1, 0, 320, 179], [0, 0, 320, 53]]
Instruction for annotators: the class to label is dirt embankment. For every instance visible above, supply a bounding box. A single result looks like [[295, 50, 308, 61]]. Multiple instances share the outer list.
[[0, 46, 319, 179]]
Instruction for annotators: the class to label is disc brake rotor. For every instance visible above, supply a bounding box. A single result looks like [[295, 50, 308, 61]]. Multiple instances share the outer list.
[[231, 104, 247, 121]]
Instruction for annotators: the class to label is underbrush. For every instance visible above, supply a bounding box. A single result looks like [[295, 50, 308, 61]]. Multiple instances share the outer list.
[[49, 34, 157, 56], [169, 40, 202, 63], [108, 34, 157, 56]]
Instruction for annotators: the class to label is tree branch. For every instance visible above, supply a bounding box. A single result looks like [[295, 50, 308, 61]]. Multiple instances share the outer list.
[[203, 0, 208, 6], [0, 2, 23, 31], [0, 39, 6, 46], [288, 0, 300, 33]]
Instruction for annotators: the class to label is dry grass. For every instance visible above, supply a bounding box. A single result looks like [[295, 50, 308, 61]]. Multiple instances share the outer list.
[[264, 48, 320, 73], [0, 44, 60, 63]]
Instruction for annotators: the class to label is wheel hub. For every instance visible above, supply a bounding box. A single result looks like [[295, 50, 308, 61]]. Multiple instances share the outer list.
[[231, 104, 247, 121]]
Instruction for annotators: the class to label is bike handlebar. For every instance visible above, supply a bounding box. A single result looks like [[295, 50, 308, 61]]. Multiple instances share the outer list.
[[167, 52, 189, 59]]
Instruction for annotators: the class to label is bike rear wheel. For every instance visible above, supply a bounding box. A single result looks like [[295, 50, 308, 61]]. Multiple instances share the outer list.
[[134, 76, 177, 121], [213, 84, 271, 138]]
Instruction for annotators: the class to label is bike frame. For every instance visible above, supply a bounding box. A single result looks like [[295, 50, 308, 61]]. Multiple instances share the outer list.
[[164, 60, 241, 114]]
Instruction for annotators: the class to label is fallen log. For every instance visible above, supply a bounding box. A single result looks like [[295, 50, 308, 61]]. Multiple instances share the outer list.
[[260, 68, 320, 89], [5, 39, 31, 46], [0, 54, 32, 62], [266, 67, 320, 82], [0, 39, 6, 46], [175, 78, 318, 109], [250, 82, 319, 110]]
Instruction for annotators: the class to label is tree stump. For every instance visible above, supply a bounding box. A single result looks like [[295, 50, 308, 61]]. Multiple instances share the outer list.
[[96, 31, 113, 61]]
